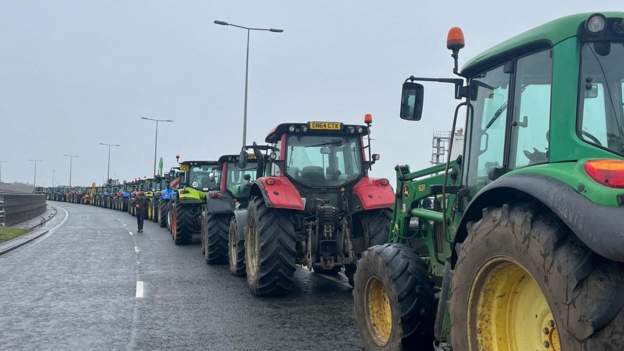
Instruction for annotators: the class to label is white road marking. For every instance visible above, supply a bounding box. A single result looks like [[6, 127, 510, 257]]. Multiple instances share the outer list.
[[128, 231, 133, 236], [123, 223, 127, 227], [134, 246, 140, 253], [135, 281, 144, 298]]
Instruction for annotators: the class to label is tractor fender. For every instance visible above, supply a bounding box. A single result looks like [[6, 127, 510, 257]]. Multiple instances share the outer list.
[[454, 174, 624, 264], [352, 177, 395, 211], [249, 177, 304, 211], [232, 209, 248, 242], [205, 193, 234, 215]]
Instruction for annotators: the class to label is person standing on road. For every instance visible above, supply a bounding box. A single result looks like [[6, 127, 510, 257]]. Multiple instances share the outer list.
[[134, 191, 148, 233]]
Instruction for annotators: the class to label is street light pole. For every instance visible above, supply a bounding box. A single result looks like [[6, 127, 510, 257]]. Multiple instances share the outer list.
[[64, 154, 79, 187], [99, 142, 120, 183], [214, 20, 284, 148], [141, 117, 173, 177], [29, 159, 42, 190]]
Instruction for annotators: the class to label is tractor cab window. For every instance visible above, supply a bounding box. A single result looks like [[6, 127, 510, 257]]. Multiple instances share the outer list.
[[579, 42, 624, 155], [509, 50, 552, 168], [226, 162, 257, 194], [285, 135, 362, 187], [188, 165, 221, 191], [466, 64, 511, 187]]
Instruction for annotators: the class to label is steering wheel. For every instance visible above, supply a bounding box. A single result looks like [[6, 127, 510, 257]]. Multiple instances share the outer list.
[[582, 130, 603, 146]]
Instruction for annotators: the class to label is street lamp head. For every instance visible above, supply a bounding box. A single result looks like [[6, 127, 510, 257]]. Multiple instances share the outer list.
[[214, 20, 229, 26], [269, 28, 284, 33]]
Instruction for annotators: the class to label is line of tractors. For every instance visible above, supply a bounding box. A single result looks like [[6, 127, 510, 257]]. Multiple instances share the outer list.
[[46, 13, 624, 351]]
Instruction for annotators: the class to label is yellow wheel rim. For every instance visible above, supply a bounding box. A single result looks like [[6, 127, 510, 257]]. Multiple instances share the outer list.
[[470, 258, 561, 351], [365, 277, 392, 346]]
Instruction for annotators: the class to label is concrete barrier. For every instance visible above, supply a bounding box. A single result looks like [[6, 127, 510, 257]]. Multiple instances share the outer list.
[[0, 193, 47, 227]]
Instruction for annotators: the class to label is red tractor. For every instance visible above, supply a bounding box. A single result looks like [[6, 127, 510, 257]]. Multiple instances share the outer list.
[[236, 117, 394, 296]]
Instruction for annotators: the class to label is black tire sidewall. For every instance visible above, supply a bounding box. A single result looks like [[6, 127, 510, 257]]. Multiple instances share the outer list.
[[450, 205, 582, 351], [354, 246, 406, 351]]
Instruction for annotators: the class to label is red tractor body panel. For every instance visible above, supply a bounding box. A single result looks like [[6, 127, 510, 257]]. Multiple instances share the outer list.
[[255, 176, 305, 211], [353, 177, 394, 210]]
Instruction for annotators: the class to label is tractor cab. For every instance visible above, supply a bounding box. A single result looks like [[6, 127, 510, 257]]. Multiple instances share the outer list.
[[179, 161, 221, 193], [259, 120, 384, 216], [218, 151, 263, 203], [266, 121, 372, 188]]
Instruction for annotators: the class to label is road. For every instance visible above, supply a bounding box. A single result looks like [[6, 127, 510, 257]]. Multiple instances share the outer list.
[[0, 202, 363, 351]]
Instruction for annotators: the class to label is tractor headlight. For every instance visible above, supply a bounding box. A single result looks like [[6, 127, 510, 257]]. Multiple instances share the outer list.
[[586, 13, 607, 33], [288, 125, 296, 132], [348, 126, 355, 134], [357, 127, 363, 133]]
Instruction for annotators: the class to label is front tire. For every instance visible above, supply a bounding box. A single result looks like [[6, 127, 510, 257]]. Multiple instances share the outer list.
[[245, 197, 296, 296], [450, 203, 624, 351], [353, 244, 436, 351]]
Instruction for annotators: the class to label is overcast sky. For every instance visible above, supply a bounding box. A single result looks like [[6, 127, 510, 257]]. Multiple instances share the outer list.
[[0, 1, 619, 186]]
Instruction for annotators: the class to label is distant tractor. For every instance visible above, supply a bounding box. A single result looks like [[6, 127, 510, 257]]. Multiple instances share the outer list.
[[158, 168, 179, 228], [201, 151, 260, 268], [234, 119, 394, 296], [168, 161, 221, 245], [353, 13, 624, 351]]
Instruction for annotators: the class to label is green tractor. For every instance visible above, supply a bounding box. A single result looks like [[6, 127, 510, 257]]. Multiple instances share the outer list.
[[200, 150, 260, 267], [169, 161, 221, 245], [353, 13, 624, 351]]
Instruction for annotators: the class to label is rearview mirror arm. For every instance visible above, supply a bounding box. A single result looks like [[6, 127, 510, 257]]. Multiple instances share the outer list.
[[405, 76, 468, 99]]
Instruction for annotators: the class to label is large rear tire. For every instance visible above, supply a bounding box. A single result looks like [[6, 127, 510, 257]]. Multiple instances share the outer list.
[[245, 197, 296, 296], [228, 216, 246, 277], [173, 203, 194, 245], [450, 203, 624, 351], [359, 209, 392, 247], [203, 214, 230, 264], [354, 244, 436, 351], [158, 201, 168, 228]]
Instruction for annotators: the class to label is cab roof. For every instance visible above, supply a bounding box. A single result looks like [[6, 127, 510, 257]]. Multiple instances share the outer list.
[[461, 12, 624, 76], [265, 121, 369, 143], [179, 160, 218, 166], [218, 153, 257, 164]]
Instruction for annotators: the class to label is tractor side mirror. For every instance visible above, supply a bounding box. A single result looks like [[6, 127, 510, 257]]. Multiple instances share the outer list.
[[238, 150, 248, 169], [400, 82, 424, 121], [372, 153, 380, 162]]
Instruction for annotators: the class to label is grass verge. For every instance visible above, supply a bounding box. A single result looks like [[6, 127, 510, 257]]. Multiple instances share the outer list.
[[0, 227, 28, 243]]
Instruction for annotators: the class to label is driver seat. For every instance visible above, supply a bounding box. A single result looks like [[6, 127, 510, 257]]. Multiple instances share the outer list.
[[300, 166, 325, 184]]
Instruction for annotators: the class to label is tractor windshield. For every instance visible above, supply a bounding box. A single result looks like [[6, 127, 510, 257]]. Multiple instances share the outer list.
[[226, 162, 257, 194], [188, 165, 220, 191], [579, 42, 624, 156], [285, 135, 362, 187]]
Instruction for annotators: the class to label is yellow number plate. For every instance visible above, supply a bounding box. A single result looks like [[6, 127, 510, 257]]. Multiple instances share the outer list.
[[180, 164, 189, 172], [248, 153, 257, 160], [308, 121, 342, 131]]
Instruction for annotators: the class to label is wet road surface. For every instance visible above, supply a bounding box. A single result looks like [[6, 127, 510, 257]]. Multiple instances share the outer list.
[[0, 202, 363, 350]]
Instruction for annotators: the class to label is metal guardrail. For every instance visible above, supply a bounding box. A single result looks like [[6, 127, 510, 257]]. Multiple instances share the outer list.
[[0, 193, 46, 227]]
